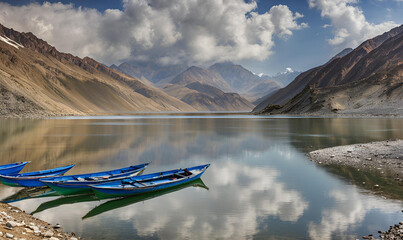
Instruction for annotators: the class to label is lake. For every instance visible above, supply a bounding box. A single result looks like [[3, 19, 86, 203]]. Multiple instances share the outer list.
[[0, 115, 402, 239]]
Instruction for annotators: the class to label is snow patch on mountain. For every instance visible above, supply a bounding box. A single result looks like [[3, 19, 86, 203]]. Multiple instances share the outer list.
[[0, 35, 24, 49], [283, 67, 294, 74]]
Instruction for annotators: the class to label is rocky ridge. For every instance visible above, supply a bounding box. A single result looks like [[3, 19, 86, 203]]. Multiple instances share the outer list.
[[254, 24, 403, 115], [0, 24, 196, 117], [208, 62, 261, 92], [170, 66, 233, 93], [163, 81, 253, 111]]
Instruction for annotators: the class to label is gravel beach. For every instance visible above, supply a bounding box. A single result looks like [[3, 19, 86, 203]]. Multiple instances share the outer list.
[[0, 202, 79, 240], [307, 140, 403, 240], [307, 139, 403, 183]]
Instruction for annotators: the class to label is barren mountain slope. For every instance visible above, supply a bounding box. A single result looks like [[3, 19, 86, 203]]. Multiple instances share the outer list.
[[170, 66, 233, 93], [110, 63, 159, 88], [262, 25, 403, 115], [0, 24, 195, 117], [254, 24, 403, 113], [254, 24, 403, 115], [114, 61, 188, 84], [164, 82, 253, 111], [243, 79, 281, 102], [208, 62, 261, 92]]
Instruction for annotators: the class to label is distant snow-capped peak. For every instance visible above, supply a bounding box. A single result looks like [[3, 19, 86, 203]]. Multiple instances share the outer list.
[[252, 72, 266, 78], [283, 67, 294, 74]]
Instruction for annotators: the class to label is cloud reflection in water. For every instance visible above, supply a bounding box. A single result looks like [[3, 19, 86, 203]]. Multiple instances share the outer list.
[[88, 160, 309, 240], [0, 117, 402, 239], [308, 188, 402, 240]]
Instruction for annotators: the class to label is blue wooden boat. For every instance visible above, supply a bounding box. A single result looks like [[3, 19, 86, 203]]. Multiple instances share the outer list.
[[0, 164, 75, 187], [0, 162, 30, 175], [90, 164, 210, 198], [40, 163, 150, 195]]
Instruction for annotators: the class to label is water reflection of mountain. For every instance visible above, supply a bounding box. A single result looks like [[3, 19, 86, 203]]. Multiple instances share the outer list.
[[0, 116, 401, 239], [319, 164, 403, 199], [0, 159, 311, 239], [1, 117, 401, 173], [0, 117, 275, 173], [284, 118, 403, 152]]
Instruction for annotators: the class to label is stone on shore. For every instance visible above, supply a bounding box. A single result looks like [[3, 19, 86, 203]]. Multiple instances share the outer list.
[[307, 140, 403, 240], [307, 139, 403, 181], [43, 230, 54, 237], [0, 202, 81, 239]]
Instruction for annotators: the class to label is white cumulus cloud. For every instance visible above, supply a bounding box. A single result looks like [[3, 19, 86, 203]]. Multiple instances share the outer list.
[[0, 0, 307, 65], [309, 0, 398, 47]]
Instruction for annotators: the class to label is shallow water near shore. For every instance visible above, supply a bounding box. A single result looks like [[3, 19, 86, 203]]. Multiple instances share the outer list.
[[0, 114, 402, 239]]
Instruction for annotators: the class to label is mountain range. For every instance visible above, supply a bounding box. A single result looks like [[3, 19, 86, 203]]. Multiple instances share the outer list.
[[1, 21, 401, 117], [162, 66, 253, 111], [254, 24, 403, 115], [110, 62, 188, 86], [170, 66, 233, 93], [113, 61, 286, 103], [110, 62, 260, 111], [0, 24, 196, 117], [1, 23, 277, 116], [266, 68, 302, 87], [164, 81, 253, 111]]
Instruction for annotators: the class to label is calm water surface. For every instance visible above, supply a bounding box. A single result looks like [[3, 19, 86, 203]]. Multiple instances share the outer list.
[[0, 115, 402, 240]]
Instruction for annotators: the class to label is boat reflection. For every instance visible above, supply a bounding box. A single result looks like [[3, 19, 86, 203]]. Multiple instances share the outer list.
[[32, 193, 100, 215], [1, 187, 59, 203], [83, 178, 208, 219], [2, 117, 402, 239], [32, 178, 208, 217]]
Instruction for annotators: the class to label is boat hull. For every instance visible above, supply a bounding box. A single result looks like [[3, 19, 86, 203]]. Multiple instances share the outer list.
[[91, 164, 210, 198], [0, 164, 75, 187], [41, 163, 148, 195], [0, 162, 29, 175], [1, 176, 62, 187], [41, 182, 94, 195]]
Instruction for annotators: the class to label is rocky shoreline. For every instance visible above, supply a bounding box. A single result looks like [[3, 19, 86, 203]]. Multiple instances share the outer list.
[[362, 221, 403, 240], [255, 111, 403, 118], [307, 140, 403, 240], [1, 110, 403, 119], [0, 202, 79, 240], [307, 139, 403, 188]]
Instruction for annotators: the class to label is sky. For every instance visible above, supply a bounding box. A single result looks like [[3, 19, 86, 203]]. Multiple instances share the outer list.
[[0, 0, 402, 76]]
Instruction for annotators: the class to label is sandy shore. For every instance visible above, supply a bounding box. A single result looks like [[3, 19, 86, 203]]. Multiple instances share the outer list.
[[0, 202, 79, 240]]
